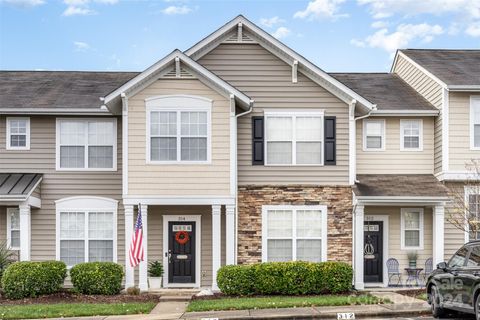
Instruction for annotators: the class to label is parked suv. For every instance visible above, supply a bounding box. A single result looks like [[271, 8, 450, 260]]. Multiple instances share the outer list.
[[427, 240, 480, 319]]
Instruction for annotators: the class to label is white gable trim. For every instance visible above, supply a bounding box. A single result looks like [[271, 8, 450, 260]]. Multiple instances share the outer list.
[[185, 15, 375, 110], [103, 50, 252, 110]]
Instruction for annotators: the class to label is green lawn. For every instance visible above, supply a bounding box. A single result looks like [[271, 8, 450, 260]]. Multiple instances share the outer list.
[[0, 302, 156, 320], [187, 294, 389, 312]]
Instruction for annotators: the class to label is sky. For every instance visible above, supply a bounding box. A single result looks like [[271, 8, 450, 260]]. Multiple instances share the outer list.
[[0, 0, 479, 73]]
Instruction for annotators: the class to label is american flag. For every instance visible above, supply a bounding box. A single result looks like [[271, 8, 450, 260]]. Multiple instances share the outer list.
[[129, 205, 144, 267]]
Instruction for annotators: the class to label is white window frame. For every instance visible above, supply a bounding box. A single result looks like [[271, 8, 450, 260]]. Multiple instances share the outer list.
[[470, 96, 480, 150], [55, 196, 118, 268], [261, 205, 328, 262], [145, 95, 212, 165], [6, 117, 30, 150], [400, 119, 423, 151], [55, 118, 117, 171], [6, 207, 20, 250], [363, 119, 385, 151], [464, 185, 480, 243], [400, 208, 424, 250], [264, 110, 325, 166]]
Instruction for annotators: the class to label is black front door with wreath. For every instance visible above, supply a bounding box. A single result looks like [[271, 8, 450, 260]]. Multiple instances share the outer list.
[[168, 221, 195, 284]]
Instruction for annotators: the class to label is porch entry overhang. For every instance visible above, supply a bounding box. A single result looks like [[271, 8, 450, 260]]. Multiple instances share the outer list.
[[0, 173, 42, 262], [123, 196, 236, 291], [352, 174, 450, 289]]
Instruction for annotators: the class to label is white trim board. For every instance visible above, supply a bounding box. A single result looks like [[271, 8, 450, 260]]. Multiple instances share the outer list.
[[185, 15, 375, 111], [364, 215, 389, 288], [123, 196, 235, 206], [162, 215, 201, 288]]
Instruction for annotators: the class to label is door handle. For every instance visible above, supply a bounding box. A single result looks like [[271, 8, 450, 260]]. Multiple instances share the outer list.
[[167, 250, 172, 264]]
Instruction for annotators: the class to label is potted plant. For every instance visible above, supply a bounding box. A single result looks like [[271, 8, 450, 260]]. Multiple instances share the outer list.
[[148, 260, 164, 289], [407, 251, 418, 268]]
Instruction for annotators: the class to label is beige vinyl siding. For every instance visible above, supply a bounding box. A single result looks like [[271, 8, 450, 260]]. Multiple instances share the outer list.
[[0, 116, 124, 263], [198, 43, 350, 185], [127, 79, 231, 196], [357, 117, 434, 174], [444, 182, 468, 259], [147, 205, 226, 287], [365, 206, 433, 283], [0, 206, 5, 243], [393, 55, 443, 174], [449, 92, 480, 171]]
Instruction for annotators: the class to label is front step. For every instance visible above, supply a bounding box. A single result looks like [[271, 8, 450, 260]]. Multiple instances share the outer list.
[[159, 294, 194, 302], [149, 288, 201, 296]]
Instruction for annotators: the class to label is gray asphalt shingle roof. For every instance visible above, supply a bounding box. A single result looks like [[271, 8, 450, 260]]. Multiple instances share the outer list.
[[330, 73, 437, 111], [0, 71, 139, 110], [400, 49, 480, 86], [0, 173, 42, 197], [353, 174, 449, 198]]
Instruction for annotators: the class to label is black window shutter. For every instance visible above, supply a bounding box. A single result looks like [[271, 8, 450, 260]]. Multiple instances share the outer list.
[[324, 116, 336, 165], [252, 116, 264, 165]]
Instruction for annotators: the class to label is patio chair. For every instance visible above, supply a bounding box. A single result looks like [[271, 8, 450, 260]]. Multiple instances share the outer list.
[[422, 258, 433, 282], [386, 258, 402, 286]]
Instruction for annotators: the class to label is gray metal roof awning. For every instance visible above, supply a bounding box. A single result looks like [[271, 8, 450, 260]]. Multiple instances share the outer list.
[[0, 173, 42, 202]]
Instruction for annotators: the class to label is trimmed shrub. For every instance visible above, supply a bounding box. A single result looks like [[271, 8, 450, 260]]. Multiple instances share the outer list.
[[217, 265, 255, 295], [1, 261, 67, 299], [70, 262, 123, 295], [216, 261, 353, 296]]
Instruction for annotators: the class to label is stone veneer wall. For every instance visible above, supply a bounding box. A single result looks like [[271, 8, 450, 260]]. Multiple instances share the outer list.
[[237, 185, 353, 264]]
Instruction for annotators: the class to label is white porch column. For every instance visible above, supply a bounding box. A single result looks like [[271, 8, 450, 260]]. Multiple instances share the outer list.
[[139, 204, 148, 291], [433, 205, 445, 266], [354, 204, 365, 290], [212, 205, 221, 290], [19, 203, 31, 261], [226, 205, 236, 265], [124, 205, 134, 289]]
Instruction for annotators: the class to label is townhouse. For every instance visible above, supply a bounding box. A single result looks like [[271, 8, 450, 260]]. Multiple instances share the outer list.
[[1, 15, 479, 291]]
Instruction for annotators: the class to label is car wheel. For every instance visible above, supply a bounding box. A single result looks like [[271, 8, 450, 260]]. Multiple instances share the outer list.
[[431, 285, 446, 318], [476, 293, 480, 320]]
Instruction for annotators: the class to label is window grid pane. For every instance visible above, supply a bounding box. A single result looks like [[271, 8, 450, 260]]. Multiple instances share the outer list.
[[267, 239, 292, 262], [89, 240, 113, 262], [60, 240, 85, 266], [296, 239, 322, 262], [267, 210, 293, 237], [402, 121, 421, 149], [365, 121, 383, 149]]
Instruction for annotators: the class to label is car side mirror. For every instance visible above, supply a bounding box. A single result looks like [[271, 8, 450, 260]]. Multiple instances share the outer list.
[[437, 262, 448, 270]]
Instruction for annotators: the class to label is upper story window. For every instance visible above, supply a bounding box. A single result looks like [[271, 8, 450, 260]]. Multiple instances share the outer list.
[[56, 119, 117, 171], [56, 196, 117, 267], [265, 111, 324, 165], [6, 117, 30, 150], [262, 205, 327, 262], [465, 186, 480, 241], [471, 96, 480, 150], [146, 95, 211, 164], [401, 208, 424, 250], [400, 119, 423, 151], [363, 119, 385, 151]]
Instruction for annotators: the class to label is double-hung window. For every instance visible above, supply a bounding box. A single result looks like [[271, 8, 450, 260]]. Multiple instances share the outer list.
[[6, 117, 30, 150], [56, 119, 116, 170], [6, 208, 20, 250], [466, 186, 480, 241], [56, 197, 117, 267], [262, 205, 327, 262], [363, 119, 385, 151], [265, 112, 324, 165], [400, 119, 423, 151], [471, 96, 480, 150], [148, 109, 210, 163], [401, 208, 424, 250]]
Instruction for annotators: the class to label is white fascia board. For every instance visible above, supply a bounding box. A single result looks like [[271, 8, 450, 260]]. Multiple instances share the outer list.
[[369, 109, 439, 116], [448, 85, 480, 92], [123, 195, 236, 206], [0, 108, 112, 115], [392, 51, 448, 89], [185, 15, 375, 111], [103, 49, 252, 110]]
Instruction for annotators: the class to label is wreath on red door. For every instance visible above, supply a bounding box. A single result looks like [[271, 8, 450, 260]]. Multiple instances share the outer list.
[[175, 231, 190, 245]]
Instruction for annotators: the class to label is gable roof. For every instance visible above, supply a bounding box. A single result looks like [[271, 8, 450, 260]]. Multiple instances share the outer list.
[[330, 73, 438, 115], [0, 71, 137, 114], [185, 15, 376, 111], [399, 49, 480, 89], [103, 49, 253, 111]]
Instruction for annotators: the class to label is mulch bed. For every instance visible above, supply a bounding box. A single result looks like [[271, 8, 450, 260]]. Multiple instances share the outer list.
[[191, 291, 363, 301], [0, 290, 160, 306]]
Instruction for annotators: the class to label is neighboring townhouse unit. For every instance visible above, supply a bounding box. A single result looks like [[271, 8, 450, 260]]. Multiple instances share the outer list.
[[0, 15, 479, 291]]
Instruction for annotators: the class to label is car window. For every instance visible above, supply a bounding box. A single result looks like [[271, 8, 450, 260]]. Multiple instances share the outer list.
[[467, 245, 480, 267], [449, 247, 469, 268]]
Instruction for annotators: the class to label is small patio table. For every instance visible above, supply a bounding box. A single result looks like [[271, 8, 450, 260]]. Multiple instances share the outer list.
[[404, 267, 423, 286]]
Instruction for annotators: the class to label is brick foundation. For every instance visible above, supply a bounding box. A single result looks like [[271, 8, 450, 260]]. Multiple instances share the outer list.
[[237, 185, 353, 264]]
